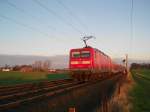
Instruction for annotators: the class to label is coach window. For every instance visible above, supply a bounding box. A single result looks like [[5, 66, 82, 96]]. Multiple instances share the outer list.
[[81, 51, 90, 58], [72, 52, 80, 58]]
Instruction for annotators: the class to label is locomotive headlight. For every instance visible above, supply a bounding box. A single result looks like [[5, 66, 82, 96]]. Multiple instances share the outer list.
[[82, 61, 91, 64], [71, 61, 79, 64]]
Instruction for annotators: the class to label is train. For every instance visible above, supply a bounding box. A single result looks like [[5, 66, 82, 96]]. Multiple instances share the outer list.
[[69, 37, 127, 81]]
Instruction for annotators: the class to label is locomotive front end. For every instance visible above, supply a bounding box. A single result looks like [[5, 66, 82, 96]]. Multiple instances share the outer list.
[[69, 47, 94, 81]]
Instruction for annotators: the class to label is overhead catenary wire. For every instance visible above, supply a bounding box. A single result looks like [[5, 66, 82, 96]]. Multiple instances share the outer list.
[[56, 0, 89, 33], [0, 14, 54, 38], [32, 0, 85, 36], [5, 0, 58, 32], [4, 0, 72, 42], [130, 0, 134, 57]]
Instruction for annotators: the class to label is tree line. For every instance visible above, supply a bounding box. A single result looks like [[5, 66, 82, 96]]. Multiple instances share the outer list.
[[0, 60, 51, 72], [130, 63, 150, 69]]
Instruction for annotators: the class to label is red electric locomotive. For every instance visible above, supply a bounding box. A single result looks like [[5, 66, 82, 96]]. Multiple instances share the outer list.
[[69, 36, 126, 81], [69, 46, 112, 80]]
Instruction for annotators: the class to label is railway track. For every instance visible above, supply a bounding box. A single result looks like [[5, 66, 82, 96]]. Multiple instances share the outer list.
[[0, 79, 82, 110], [0, 79, 72, 91], [0, 74, 122, 111], [0, 79, 73, 96]]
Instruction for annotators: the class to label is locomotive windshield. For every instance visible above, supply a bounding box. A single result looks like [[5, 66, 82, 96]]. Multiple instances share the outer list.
[[81, 51, 90, 58], [72, 51, 80, 58]]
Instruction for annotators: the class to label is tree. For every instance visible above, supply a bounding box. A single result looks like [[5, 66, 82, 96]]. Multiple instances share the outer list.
[[43, 60, 51, 71]]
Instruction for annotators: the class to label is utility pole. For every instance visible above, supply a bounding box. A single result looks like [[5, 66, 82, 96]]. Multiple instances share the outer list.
[[122, 54, 129, 75], [125, 54, 128, 72]]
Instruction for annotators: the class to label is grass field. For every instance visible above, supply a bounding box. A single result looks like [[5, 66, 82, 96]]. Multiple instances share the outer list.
[[0, 71, 70, 86], [47, 73, 70, 81], [130, 69, 150, 112]]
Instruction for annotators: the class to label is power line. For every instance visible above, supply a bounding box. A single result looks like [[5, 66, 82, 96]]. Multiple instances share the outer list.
[[130, 0, 134, 57], [0, 14, 54, 38], [32, 0, 85, 36], [56, 0, 89, 33], [5, 0, 56, 32], [4, 0, 73, 41]]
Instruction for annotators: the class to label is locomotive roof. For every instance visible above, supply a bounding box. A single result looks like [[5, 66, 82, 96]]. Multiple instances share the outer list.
[[94, 48, 110, 58], [71, 46, 110, 58]]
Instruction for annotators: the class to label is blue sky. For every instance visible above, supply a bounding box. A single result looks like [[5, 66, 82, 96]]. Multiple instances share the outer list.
[[0, 0, 150, 60]]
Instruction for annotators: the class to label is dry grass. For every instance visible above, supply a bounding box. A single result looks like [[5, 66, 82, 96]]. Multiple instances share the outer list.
[[109, 73, 134, 112]]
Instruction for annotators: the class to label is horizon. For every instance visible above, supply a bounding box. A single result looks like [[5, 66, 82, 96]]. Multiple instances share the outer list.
[[0, 54, 150, 69], [0, 53, 150, 61]]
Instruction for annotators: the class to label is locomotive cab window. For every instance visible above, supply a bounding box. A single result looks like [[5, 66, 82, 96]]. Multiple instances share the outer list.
[[81, 51, 90, 58], [72, 52, 80, 58]]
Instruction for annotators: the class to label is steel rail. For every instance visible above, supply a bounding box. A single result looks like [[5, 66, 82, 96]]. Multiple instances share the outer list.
[[0, 81, 77, 103], [0, 79, 73, 96], [0, 81, 83, 110], [0, 79, 72, 90]]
